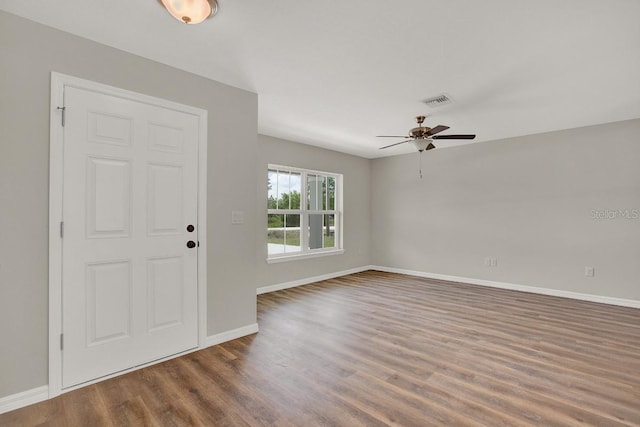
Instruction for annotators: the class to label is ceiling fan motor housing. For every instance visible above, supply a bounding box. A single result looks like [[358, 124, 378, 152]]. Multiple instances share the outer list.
[[410, 126, 431, 139]]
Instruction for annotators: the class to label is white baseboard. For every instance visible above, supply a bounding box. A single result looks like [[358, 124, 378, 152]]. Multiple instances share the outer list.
[[371, 265, 640, 309], [257, 265, 371, 295], [0, 385, 49, 415], [1, 324, 259, 415], [203, 323, 259, 348]]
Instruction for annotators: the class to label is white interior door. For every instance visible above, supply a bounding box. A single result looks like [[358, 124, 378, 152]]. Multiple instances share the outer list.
[[61, 86, 200, 388]]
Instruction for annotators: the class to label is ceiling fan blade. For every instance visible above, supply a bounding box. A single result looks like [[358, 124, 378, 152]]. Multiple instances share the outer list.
[[376, 135, 410, 138], [425, 125, 450, 137], [432, 134, 476, 140], [379, 140, 411, 149], [425, 142, 436, 151]]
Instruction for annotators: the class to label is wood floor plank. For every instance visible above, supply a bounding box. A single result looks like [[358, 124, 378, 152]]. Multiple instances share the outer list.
[[2, 270, 640, 426]]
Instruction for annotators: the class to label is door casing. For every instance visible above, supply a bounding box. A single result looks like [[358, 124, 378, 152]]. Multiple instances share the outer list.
[[48, 72, 208, 397]]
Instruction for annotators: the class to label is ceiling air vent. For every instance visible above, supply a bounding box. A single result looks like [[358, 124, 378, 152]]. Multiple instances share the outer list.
[[422, 94, 452, 108]]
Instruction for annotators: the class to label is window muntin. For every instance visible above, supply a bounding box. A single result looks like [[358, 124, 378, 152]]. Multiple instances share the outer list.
[[268, 165, 341, 259]]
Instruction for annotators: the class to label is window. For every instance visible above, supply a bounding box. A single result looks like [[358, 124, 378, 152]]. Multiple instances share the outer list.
[[267, 165, 342, 261]]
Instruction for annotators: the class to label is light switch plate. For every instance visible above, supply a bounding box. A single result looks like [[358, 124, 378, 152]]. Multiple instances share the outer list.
[[231, 210, 245, 224]]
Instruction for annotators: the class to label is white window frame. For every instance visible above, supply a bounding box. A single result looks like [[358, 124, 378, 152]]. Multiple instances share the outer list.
[[267, 164, 344, 263]]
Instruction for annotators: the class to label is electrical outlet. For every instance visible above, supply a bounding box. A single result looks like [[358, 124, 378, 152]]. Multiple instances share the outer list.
[[485, 257, 498, 267], [585, 266, 595, 277]]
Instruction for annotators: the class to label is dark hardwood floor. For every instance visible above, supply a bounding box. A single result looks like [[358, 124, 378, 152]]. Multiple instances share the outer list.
[[2, 270, 640, 426]]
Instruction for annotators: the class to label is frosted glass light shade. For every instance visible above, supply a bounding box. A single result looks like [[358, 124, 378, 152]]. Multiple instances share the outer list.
[[413, 140, 429, 152], [160, 0, 218, 24]]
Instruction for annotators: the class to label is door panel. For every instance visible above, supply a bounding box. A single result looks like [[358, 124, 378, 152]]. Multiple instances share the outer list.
[[86, 260, 132, 345], [148, 122, 184, 153], [86, 157, 131, 238], [147, 163, 183, 235], [61, 86, 199, 388], [147, 256, 184, 332], [88, 111, 133, 146]]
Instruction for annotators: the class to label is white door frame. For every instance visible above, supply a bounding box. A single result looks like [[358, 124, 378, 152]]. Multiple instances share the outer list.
[[48, 72, 208, 397]]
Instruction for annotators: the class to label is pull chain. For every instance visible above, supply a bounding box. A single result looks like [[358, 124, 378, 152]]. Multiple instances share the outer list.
[[419, 151, 423, 179]]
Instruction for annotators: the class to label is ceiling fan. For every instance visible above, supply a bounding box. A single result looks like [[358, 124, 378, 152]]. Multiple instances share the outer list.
[[377, 115, 476, 152]]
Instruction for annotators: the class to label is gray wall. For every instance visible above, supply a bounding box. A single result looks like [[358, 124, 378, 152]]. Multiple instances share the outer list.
[[256, 135, 371, 288], [371, 118, 640, 301], [2, 7, 639, 404], [0, 12, 258, 398]]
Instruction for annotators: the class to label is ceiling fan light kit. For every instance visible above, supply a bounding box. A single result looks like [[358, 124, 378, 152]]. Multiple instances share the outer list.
[[160, 0, 218, 24], [412, 140, 435, 152]]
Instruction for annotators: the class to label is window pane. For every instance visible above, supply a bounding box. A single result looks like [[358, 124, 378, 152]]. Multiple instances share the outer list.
[[308, 213, 335, 249], [277, 171, 289, 209], [290, 172, 301, 209], [274, 171, 301, 210], [308, 214, 323, 249], [307, 174, 326, 210], [284, 214, 301, 253], [268, 214, 301, 254], [324, 214, 336, 248], [267, 214, 284, 255], [306, 174, 316, 209], [267, 169, 278, 209], [327, 177, 335, 210], [320, 176, 327, 210]]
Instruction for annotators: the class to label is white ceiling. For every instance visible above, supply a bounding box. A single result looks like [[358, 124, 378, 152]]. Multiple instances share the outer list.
[[2, 0, 640, 158]]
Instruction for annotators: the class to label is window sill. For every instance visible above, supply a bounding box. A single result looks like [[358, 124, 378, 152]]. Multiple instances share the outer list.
[[267, 249, 344, 264]]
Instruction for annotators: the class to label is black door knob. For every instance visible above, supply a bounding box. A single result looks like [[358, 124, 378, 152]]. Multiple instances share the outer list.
[[186, 240, 196, 248], [186, 224, 195, 232]]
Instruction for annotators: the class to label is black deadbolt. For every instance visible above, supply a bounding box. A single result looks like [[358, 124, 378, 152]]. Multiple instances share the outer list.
[[187, 224, 195, 232], [186, 240, 196, 248]]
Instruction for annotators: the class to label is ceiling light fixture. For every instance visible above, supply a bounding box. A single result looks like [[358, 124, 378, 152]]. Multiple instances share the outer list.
[[160, 0, 218, 24], [412, 140, 433, 152]]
